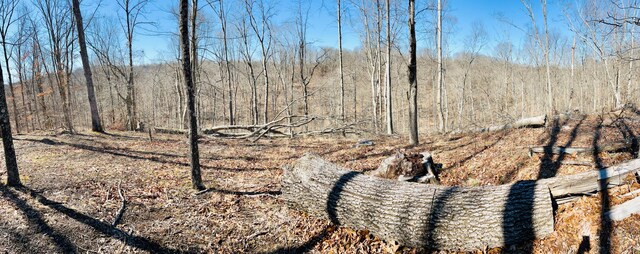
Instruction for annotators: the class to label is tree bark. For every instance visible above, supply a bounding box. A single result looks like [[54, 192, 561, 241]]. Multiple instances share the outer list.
[[436, 0, 445, 133], [0, 55, 20, 186], [384, 0, 393, 135], [179, 0, 205, 190], [337, 0, 346, 136], [72, 0, 103, 133], [282, 154, 554, 250], [408, 0, 418, 145]]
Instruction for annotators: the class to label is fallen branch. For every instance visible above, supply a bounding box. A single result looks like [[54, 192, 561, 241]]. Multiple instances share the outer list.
[[528, 141, 631, 157], [539, 158, 640, 204], [605, 196, 640, 221], [112, 182, 126, 227], [622, 189, 640, 198]]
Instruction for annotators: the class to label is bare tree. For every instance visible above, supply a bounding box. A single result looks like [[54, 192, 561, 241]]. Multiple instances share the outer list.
[[337, 0, 346, 135], [116, 0, 148, 130], [0, 0, 20, 133], [179, 0, 205, 190], [244, 0, 273, 124], [72, 0, 103, 132], [384, 0, 393, 134], [207, 0, 235, 125], [436, 0, 445, 132], [0, 44, 20, 186], [408, 0, 418, 145], [35, 0, 75, 133]]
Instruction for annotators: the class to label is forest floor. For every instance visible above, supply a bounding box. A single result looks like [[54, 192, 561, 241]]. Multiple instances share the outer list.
[[0, 111, 640, 253]]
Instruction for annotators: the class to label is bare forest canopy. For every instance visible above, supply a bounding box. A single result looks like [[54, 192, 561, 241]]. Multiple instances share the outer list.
[[2, 0, 640, 135]]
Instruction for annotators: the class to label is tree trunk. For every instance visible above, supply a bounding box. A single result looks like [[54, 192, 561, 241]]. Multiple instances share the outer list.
[[2, 38, 20, 134], [73, 0, 103, 133], [436, 0, 445, 133], [0, 57, 20, 186], [179, 0, 205, 191], [408, 0, 418, 145], [337, 0, 346, 136], [282, 154, 554, 250], [384, 0, 393, 135]]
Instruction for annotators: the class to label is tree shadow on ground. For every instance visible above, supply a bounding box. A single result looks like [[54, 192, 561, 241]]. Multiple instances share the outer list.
[[538, 116, 584, 179], [0, 186, 76, 253], [9, 186, 190, 254], [592, 120, 612, 254], [15, 138, 275, 173], [263, 172, 361, 253]]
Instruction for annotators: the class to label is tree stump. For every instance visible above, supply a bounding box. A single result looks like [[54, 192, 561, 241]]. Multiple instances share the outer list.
[[367, 151, 440, 184]]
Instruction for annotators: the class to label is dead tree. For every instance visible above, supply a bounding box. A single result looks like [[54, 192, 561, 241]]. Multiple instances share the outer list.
[[179, 0, 205, 190], [72, 0, 103, 132]]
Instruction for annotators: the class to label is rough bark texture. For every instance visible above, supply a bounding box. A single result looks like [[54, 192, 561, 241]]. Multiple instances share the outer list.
[[179, 0, 205, 191], [282, 154, 554, 250], [72, 0, 103, 132], [407, 0, 418, 145], [0, 60, 20, 186]]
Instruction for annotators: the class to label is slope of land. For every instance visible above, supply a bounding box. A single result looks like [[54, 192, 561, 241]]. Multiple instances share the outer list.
[[0, 113, 639, 253]]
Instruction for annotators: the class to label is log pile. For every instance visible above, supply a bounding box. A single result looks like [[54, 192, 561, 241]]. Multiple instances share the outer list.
[[282, 154, 554, 250]]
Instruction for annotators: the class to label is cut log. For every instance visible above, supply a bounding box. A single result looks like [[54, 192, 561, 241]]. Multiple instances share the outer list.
[[538, 158, 640, 204], [528, 142, 631, 157], [282, 154, 554, 250], [605, 196, 640, 221], [622, 189, 640, 198]]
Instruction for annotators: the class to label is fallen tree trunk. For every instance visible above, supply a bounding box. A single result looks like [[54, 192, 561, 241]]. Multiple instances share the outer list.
[[282, 154, 554, 250], [528, 141, 631, 157], [154, 127, 187, 135], [538, 158, 640, 204], [451, 115, 546, 135]]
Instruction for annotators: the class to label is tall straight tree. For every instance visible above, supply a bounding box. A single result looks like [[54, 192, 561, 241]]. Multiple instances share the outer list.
[[72, 0, 103, 132], [384, 0, 393, 134], [117, 0, 148, 131], [436, 0, 445, 132], [408, 0, 418, 145], [0, 53, 20, 186], [337, 0, 346, 136], [179, 0, 205, 190]]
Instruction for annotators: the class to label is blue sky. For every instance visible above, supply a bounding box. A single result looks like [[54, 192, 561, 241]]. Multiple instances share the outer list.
[[85, 0, 571, 62]]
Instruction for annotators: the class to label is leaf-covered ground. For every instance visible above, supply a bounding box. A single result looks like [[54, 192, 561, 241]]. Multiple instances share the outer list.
[[0, 112, 639, 253]]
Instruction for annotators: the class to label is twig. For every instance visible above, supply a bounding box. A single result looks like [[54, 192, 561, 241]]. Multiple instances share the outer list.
[[112, 181, 127, 227]]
